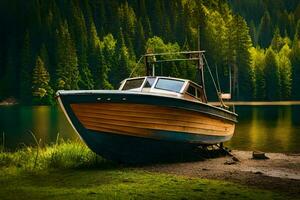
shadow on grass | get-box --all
[120,146,230,168]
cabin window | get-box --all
[122,78,144,90]
[144,77,156,88]
[187,83,205,102]
[187,85,196,97]
[155,78,184,93]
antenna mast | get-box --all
[198,25,207,102]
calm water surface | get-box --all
[0,105,299,153]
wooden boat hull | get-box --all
[57,90,237,163]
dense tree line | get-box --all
[230,0,300,100]
[0,0,299,105]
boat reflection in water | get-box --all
[57,51,237,163]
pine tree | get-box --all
[20,31,33,104]
[88,21,101,86]
[40,44,50,70]
[291,20,300,99]
[278,44,292,99]
[271,27,285,52]
[56,21,80,90]
[249,47,266,100]
[249,20,257,46]
[135,19,145,55]
[264,48,281,100]
[103,34,118,88]
[111,29,131,87]
[98,45,113,90]
[117,2,137,58]
[32,56,53,104]
[258,11,273,48]
[228,15,253,100]
[70,1,94,89]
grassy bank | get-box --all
[0,141,296,200]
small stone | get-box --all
[232,156,240,162]
[254,171,263,175]
[252,151,269,160]
[224,158,237,165]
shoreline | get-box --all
[143,150,300,196]
[0,98,18,106]
[210,101,300,106]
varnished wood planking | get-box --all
[80,118,234,137]
[83,122,155,137]
[70,103,235,137]
[72,103,232,126]
[73,107,232,129]
[74,111,231,133]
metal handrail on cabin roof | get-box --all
[144,50,205,57]
[129,51,205,78]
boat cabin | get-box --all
[119,76,207,103]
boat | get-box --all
[57,51,237,163]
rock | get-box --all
[254,171,263,175]
[224,158,237,165]
[232,156,240,162]
[252,151,269,160]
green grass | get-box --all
[0,141,297,200]
[0,140,112,171]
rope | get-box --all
[202,55,228,108]
[129,55,145,78]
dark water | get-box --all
[0,105,299,153]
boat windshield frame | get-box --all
[153,77,186,93]
[119,77,146,91]
[120,76,188,94]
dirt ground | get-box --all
[143,150,300,196]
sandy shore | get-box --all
[0,98,17,106]
[143,150,300,196]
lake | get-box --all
[0,104,299,153]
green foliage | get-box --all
[230,0,300,48]
[20,31,33,104]
[232,15,253,100]
[264,48,281,100]
[0,140,108,170]
[278,44,292,99]
[70,0,94,90]
[56,21,80,90]
[0,0,299,103]
[291,20,300,99]
[145,36,182,78]
[258,11,273,48]
[32,56,53,105]
[112,28,132,87]
[249,47,266,100]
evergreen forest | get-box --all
[0,0,300,104]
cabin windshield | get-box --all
[155,78,185,93]
[122,78,144,90]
